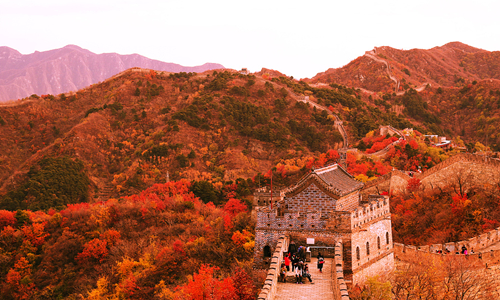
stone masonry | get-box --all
[254,163,394,287]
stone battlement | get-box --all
[257,235,289,300]
[254,187,286,207]
[362,153,500,196]
[396,227,500,255]
[352,195,390,229]
[394,243,500,266]
[416,153,500,181]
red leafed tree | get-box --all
[223,199,247,217]
[406,178,421,192]
[21,222,49,247]
[326,149,340,162]
[100,229,121,246]
[120,274,139,297]
[451,193,469,216]
[231,267,255,300]
[408,139,419,150]
[173,239,186,256]
[178,265,237,300]
[76,238,108,264]
[0,210,16,229]
[374,161,390,176]
[145,70,157,80]
[5,256,36,299]
[223,198,247,229]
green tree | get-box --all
[0,157,90,211]
[190,181,221,205]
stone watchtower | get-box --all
[254,164,394,285]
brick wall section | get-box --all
[389,172,410,194]
[286,183,337,214]
[350,195,394,285]
[417,153,500,181]
[253,188,285,207]
[350,195,390,229]
[336,192,360,212]
[351,220,394,285]
[257,235,289,300]
[419,159,500,192]
[333,242,351,300]
[361,153,500,195]
[394,243,500,266]
[393,227,500,257]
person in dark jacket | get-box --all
[317,253,325,273]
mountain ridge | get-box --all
[307,41,500,93]
[0,45,225,102]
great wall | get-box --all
[253,116,500,300]
[364,49,430,95]
[362,152,500,196]
[255,151,500,299]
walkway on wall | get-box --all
[283,86,349,149]
[275,258,335,300]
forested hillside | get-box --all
[0,180,257,299]
[0,67,429,204]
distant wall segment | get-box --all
[362,153,500,196]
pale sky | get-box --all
[1,0,499,79]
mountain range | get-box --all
[0,45,224,102]
[307,42,500,93]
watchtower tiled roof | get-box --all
[284,164,364,198]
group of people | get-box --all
[435,245,474,255]
[279,250,325,284]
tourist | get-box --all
[295,261,303,284]
[292,254,299,272]
[298,246,305,261]
[280,263,287,283]
[284,254,291,271]
[303,264,314,284]
[461,245,467,254]
[317,253,325,273]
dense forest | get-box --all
[0,180,257,299]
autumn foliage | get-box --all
[391,183,500,245]
[0,180,257,299]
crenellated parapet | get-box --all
[351,195,390,230]
[253,187,285,207]
[257,235,289,300]
[396,227,500,256]
[333,241,351,300]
